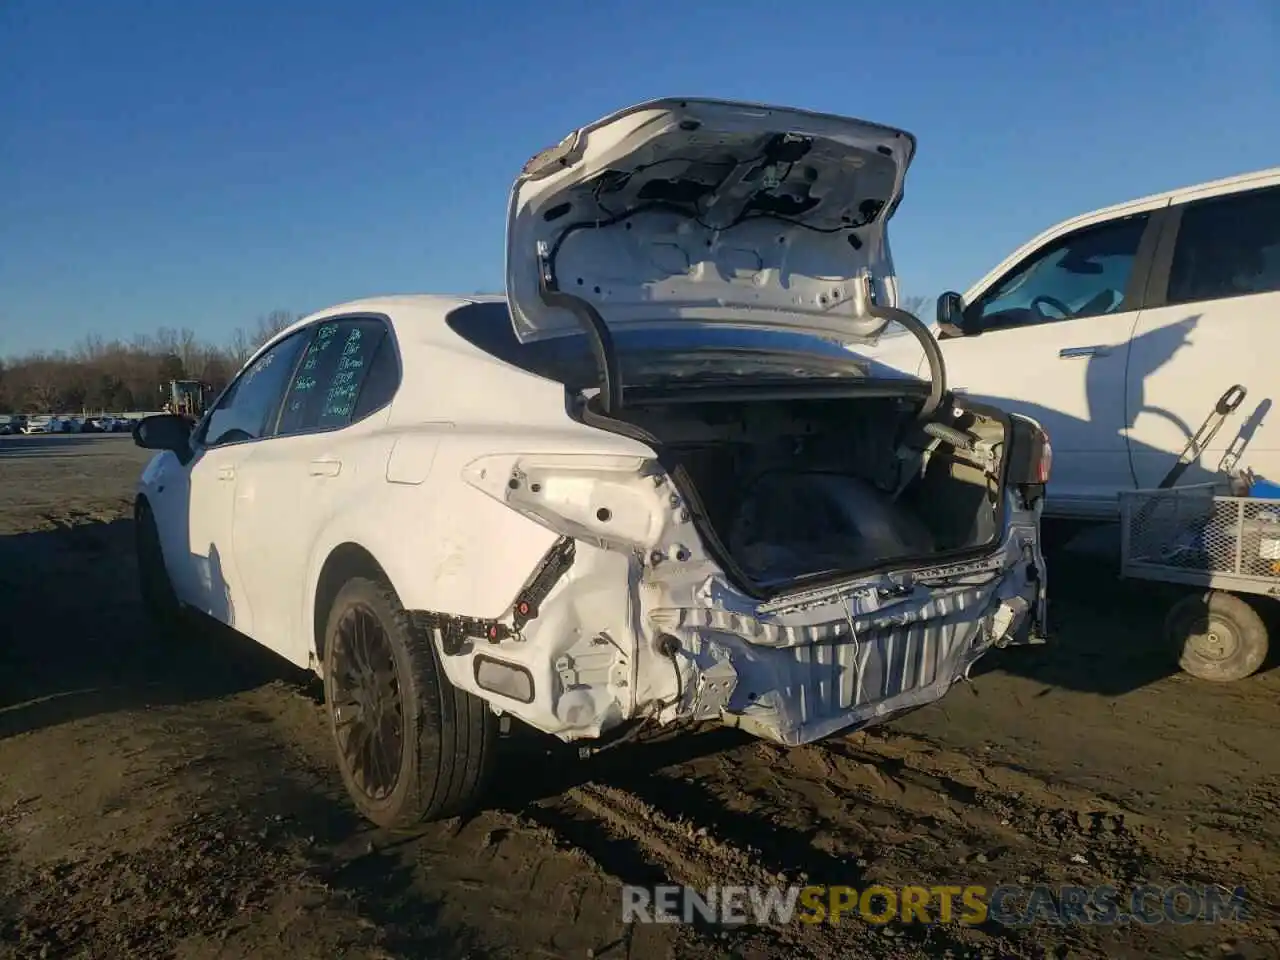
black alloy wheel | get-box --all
[329,601,406,803]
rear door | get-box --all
[231,316,401,664]
[934,208,1166,518]
[1125,175,1280,488]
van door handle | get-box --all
[309,458,341,477]
[1059,345,1110,359]
[218,465,235,481]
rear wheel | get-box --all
[135,499,181,631]
[1165,590,1268,682]
[322,576,497,828]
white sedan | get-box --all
[132,97,1051,829]
[23,416,56,434]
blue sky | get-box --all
[1,0,1277,356]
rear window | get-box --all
[444,301,871,387]
[445,301,596,386]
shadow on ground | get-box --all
[973,534,1182,695]
[0,514,493,959]
[975,521,1279,696]
[0,517,309,740]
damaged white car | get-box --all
[132,97,1051,828]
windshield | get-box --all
[445,300,919,389]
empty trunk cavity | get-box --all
[587,391,1008,591]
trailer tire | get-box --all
[1165,590,1268,682]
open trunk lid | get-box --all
[505,98,918,355]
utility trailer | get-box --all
[1118,385,1274,681]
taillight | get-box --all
[1008,417,1051,486]
[1035,432,1052,484]
[462,453,694,557]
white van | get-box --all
[885,167,1280,521]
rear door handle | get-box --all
[1058,345,1110,359]
[218,465,235,481]
[309,458,342,477]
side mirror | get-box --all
[133,413,192,456]
[935,291,969,339]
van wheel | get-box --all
[1165,590,1268,682]
[322,576,497,828]
[135,500,181,631]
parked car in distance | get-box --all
[22,415,55,434]
[92,416,131,433]
[873,166,1280,523]
[132,97,1051,830]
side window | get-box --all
[1167,184,1280,306]
[202,330,310,447]
[276,319,392,436]
[351,333,400,421]
[968,213,1150,332]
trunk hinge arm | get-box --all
[537,240,623,413]
[859,275,947,421]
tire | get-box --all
[1164,590,1269,682]
[135,499,182,631]
[322,576,497,828]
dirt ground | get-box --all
[2,433,1278,960]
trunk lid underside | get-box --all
[505,97,917,351]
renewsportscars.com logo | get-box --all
[622,883,1251,927]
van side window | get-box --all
[1167,184,1280,306]
[967,214,1150,332]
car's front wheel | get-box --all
[322,576,497,828]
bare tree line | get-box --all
[0,310,298,414]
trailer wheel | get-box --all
[1164,590,1268,682]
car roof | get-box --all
[263,294,506,357]
[293,293,499,324]
[1022,165,1280,249]
[960,165,1280,305]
